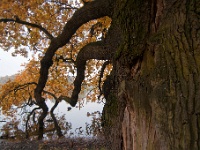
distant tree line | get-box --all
[0,75,15,84]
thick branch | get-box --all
[76,42,112,61]
[60,41,112,106]
[34,0,112,102]
[55,0,112,46]
[0,17,54,39]
[37,97,48,140]
[67,22,122,105]
[57,21,123,107]
[56,24,122,106]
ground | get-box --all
[0,137,109,150]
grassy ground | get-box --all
[0,137,110,150]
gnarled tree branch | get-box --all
[34,0,113,104]
[32,0,113,139]
[71,42,112,106]
[59,40,113,106]
[59,20,122,106]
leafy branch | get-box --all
[0,16,54,39]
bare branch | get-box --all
[25,107,40,138]
[0,17,54,39]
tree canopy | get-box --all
[0,0,115,139]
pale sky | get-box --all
[0,49,29,76]
[0,49,105,135]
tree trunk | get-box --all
[102,0,200,149]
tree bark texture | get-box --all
[102,0,200,149]
[27,0,200,148]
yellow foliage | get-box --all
[0,0,112,112]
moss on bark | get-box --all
[102,0,200,149]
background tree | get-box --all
[1,0,200,149]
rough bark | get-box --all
[102,0,200,149]
[6,0,198,148]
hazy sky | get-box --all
[0,49,105,135]
[0,49,29,76]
